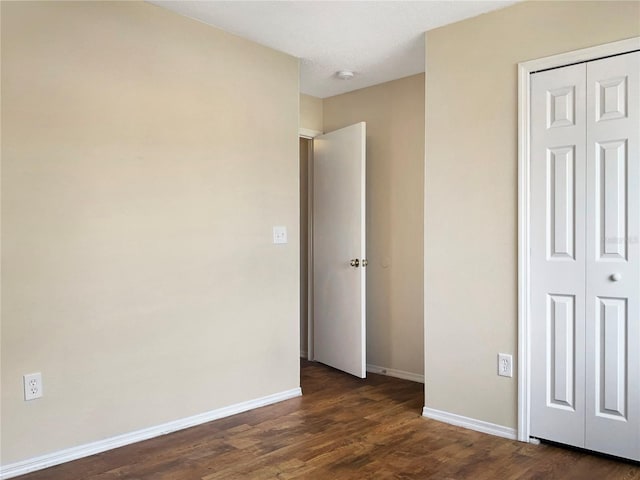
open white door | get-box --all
[313,122,366,378]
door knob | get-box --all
[350,258,360,267]
[610,273,622,282]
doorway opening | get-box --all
[299,137,313,361]
[299,122,368,379]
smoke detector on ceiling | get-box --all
[336,70,355,80]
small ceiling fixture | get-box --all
[336,70,355,80]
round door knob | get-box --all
[610,273,622,282]
[350,258,360,267]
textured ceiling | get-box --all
[151,1,519,98]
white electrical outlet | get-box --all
[498,354,513,378]
[24,372,43,401]
[273,226,288,244]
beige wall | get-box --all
[300,94,323,133]
[324,74,425,376]
[1,1,299,465]
[424,1,640,429]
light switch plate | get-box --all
[273,226,288,244]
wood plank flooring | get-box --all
[16,360,640,479]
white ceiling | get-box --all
[152,1,519,98]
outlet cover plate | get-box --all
[24,372,43,400]
[498,353,513,378]
[273,226,288,244]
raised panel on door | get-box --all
[547,294,577,409]
[530,63,587,447]
[585,51,640,461]
[594,298,627,419]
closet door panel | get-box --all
[585,51,640,461]
[530,63,587,448]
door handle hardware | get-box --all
[362,259,368,267]
[350,258,360,267]
[610,273,622,282]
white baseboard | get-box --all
[366,364,424,383]
[0,387,302,480]
[422,406,517,440]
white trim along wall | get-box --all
[422,407,517,440]
[0,388,302,480]
[298,128,322,139]
[367,364,425,384]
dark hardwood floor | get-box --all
[17,360,640,479]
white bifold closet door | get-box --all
[530,51,639,461]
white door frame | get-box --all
[517,37,640,443]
